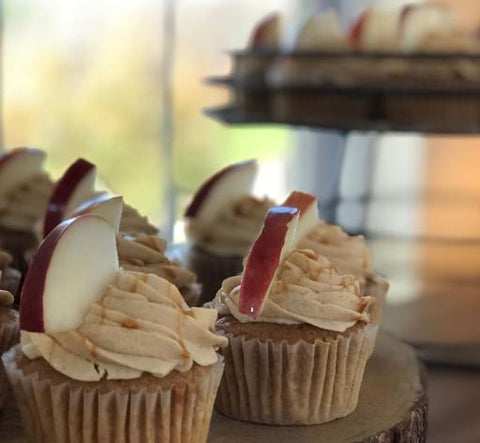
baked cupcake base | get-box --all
[215,316,377,425]
[2,347,224,443]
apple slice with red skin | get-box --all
[239,206,299,318]
[349,11,367,48]
[0,147,46,196]
[185,160,257,224]
[71,194,123,233]
[249,12,280,50]
[282,191,319,241]
[20,215,119,333]
[399,3,455,51]
[43,158,97,237]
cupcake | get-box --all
[0,286,18,410]
[3,215,227,443]
[0,148,53,270]
[42,158,158,239]
[71,195,199,306]
[210,206,386,425]
[184,160,274,305]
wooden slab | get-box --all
[0,331,426,442]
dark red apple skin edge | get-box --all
[20,217,79,332]
[184,159,256,218]
[282,191,316,216]
[43,158,95,238]
[348,11,367,47]
[239,206,298,318]
[249,12,277,49]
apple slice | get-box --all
[71,194,123,233]
[0,147,46,196]
[239,206,299,318]
[400,4,456,52]
[20,215,119,333]
[43,158,97,237]
[295,10,346,50]
[282,191,319,241]
[349,10,400,51]
[185,160,257,224]
[249,12,280,50]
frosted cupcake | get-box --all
[3,215,227,443]
[117,232,201,306]
[184,160,274,305]
[42,158,158,239]
[0,286,18,410]
[71,195,200,306]
[210,206,386,425]
[0,148,52,269]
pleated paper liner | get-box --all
[0,309,19,409]
[186,246,243,306]
[2,347,224,443]
[215,275,388,425]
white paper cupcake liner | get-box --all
[216,324,376,425]
[2,346,224,443]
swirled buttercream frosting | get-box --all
[0,174,52,232]
[298,221,371,280]
[120,204,158,235]
[187,196,274,256]
[117,233,197,290]
[21,270,227,381]
[211,249,374,333]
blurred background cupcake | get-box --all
[184,160,274,305]
[0,148,53,271]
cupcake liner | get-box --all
[186,246,243,306]
[2,347,225,443]
[216,323,376,425]
[0,310,19,410]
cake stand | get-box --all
[0,331,427,443]
[206,50,480,368]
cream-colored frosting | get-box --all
[120,204,158,235]
[21,270,227,381]
[0,173,52,232]
[211,249,374,333]
[117,233,197,290]
[187,195,274,256]
[298,221,371,280]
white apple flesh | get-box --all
[20,215,119,333]
[282,191,319,241]
[43,158,97,237]
[400,4,456,52]
[71,194,123,233]
[0,147,46,196]
[239,206,299,318]
[185,160,257,224]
